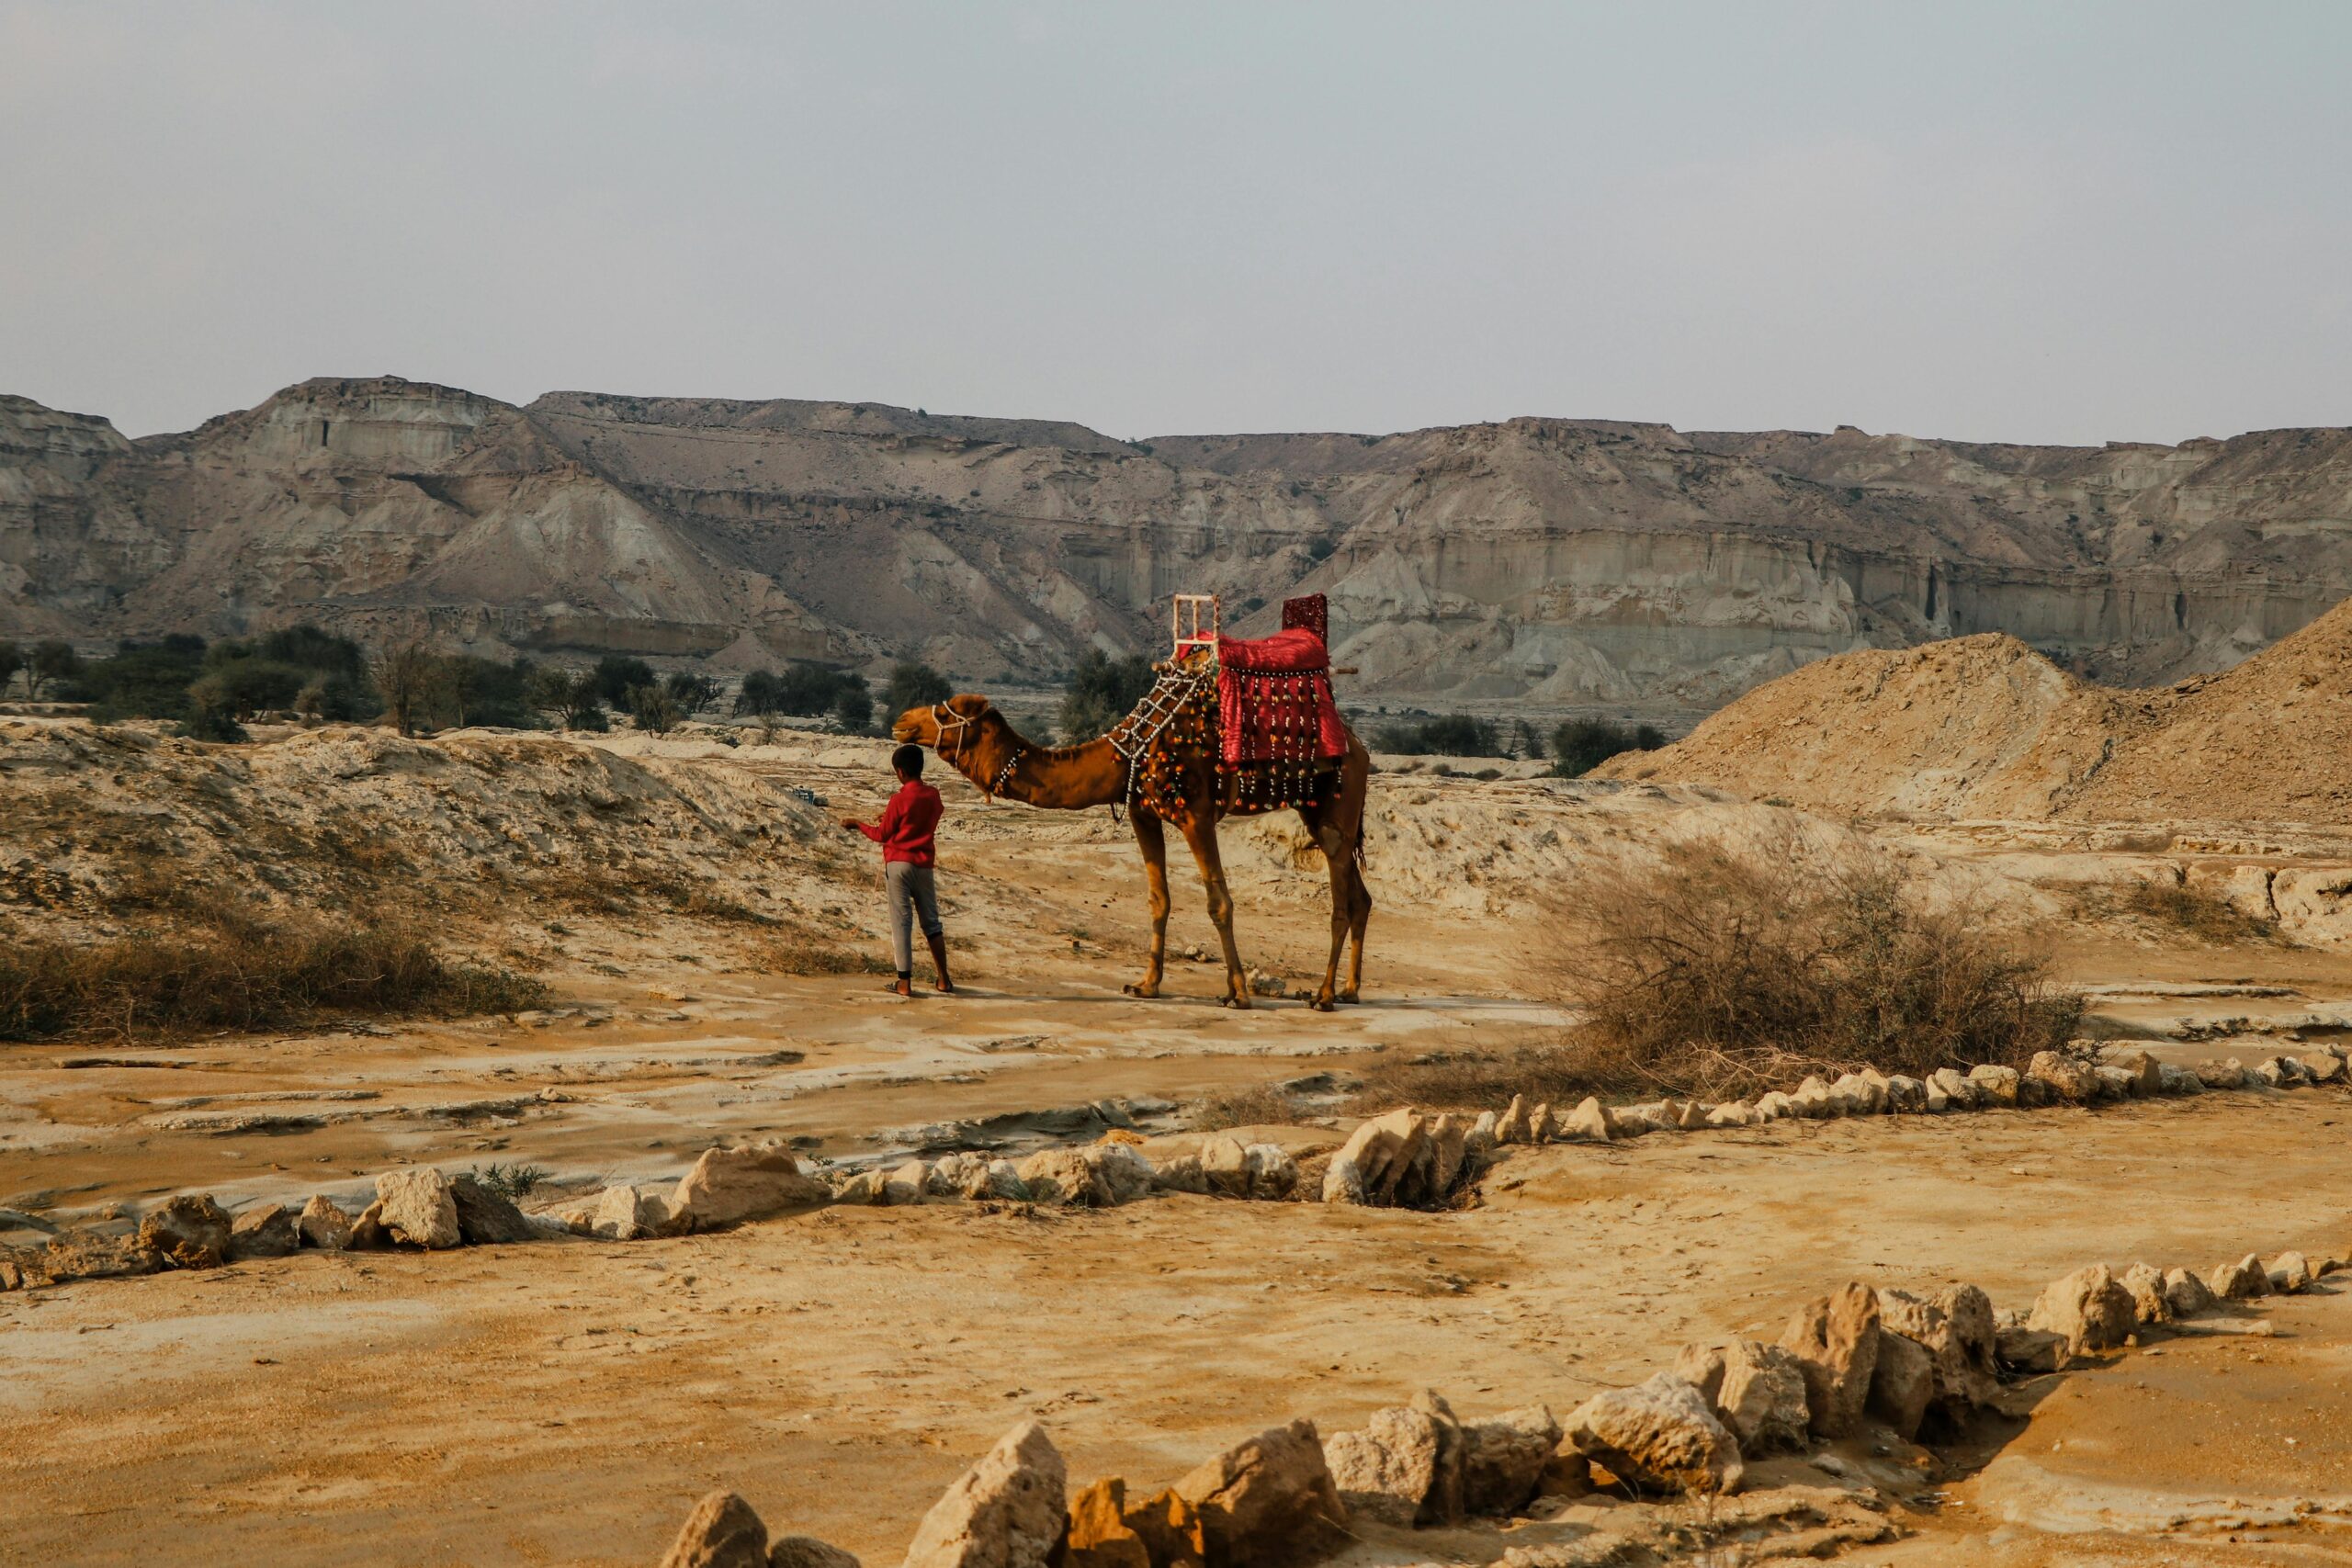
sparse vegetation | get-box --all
[1555,840,2082,1100]
[663,671,721,716]
[1360,840,2082,1111]
[526,667,609,731]
[26,638,80,700]
[1059,649,1157,740]
[1371,713,1498,757]
[1551,717,1666,777]
[882,660,954,720]
[1191,1083,1298,1130]
[370,639,440,737]
[734,661,869,727]
[627,682,683,733]
[469,1162,552,1201]
[0,918,548,1043]
[831,672,874,734]
[2074,875,2280,945]
[590,655,658,709]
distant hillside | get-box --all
[1600,595,2352,827]
[6,378,2351,716]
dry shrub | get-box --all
[1552,839,2082,1101]
[1191,1083,1299,1130]
[2074,876,2278,945]
[0,918,548,1043]
[1347,1045,1593,1116]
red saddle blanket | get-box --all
[1216,628,1348,764]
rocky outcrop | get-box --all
[1778,1282,1881,1438]
[1562,1374,1744,1496]
[375,1168,462,1249]
[11,383,2350,716]
[667,1142,831,1231]
[1173,1418,1349,1567]
[901,1422,1068,1568]
[659,1491,770,1568]
[138,1194,231,1269]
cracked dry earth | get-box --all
[4,721,2352,1566]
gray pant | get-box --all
[886,862,944,974]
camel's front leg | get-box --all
[1123,809,1171,998]
[1178,816,1250,1008]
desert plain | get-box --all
[6,605,2352,1568]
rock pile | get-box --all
[2,1165,559,1290]
[1319,1108,1489,1208]
[1472,1041,2351,1165]
[658,1418,1346,1568]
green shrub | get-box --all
[883,660,954,719]
[590,654,657,708]
[1059,650,1158,740]
[1371,714,1498,756]
[1551,718,1666,777]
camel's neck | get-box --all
[943,715,1125,810]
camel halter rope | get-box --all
[927,703,1023,801]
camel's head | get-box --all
[892,692,994,749]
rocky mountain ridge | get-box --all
[6,377,2349,716]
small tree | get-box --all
[831,673,873,734]
[0,641,20,697]
[1058,649,1157,741]
[733,670,783,716]
[628,682,682,733]
[26,639,80,700]
[591,654,657,708]
[778,660,846,716]
[1551,718,1667,778]
[525,667,608,731]
[664,671,720,716]
[882,660,953,721]
[370,640,442,737]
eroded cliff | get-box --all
[5,378,2347,714]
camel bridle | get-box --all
[927,702,1022,800]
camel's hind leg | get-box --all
[1340,853,1372,1003]
[1296,798,1351,1011]
[1123,809,1171,999]
[1176,814,1250,1008]
[1332,745,1373,1003]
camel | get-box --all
[893,683,1373,1010]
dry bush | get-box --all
[0,918,547,1043]
[2074,876,2278,945]
[1356,841,2085,1116]
[1191,1083,1299,1130]
[1549,840,2083,1101]
[1347,1045,1594,1116]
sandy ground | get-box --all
[6,724,2352,1566]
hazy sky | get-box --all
[6,2,2348,444]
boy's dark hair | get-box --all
[891,742,926,778]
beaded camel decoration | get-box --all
[892,658,1373,1011]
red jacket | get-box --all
[857,779,943,866]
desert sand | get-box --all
[5,714,2351,1566]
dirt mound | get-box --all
[1604,596,2352,826]
[0,718,845,948]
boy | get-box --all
[841,742,954,997]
